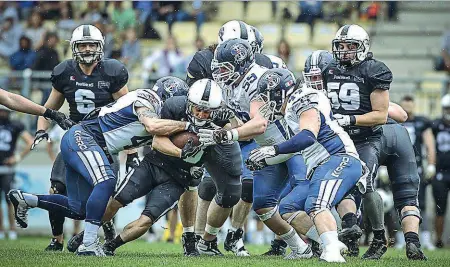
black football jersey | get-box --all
[186,48,274,86]
[432,119,450,172]
[322,55,393,140]
[401,116,432,165]
[0,120,24,164]
[51,58,129,123]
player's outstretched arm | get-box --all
[0,89,47,116]
[37,88,65,132]
[137,106,188,136]
[354,89,389,126]
[388,102,408,123]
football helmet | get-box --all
[332,24,370,66]
[251,26,264,54]
[303,50,333,92]
[218,20,255,47]
[152,76,189,102]
[70,25,104,64]
[187,79,222,126]
[255,68,297,122]
[442,94,450,121]
[212,38,255,88]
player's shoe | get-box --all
[76,239,106,256]
[197,237,224,256]
[102,221,116,243]
[339,224,362,257]
[8,231,17,240]
[224,229,250,256]
[8,189,30,228]
[311,240,322,257]
[436,240,444,249]
[103,241,116,256]
[262,239,287,256]
[182,232,200,257]
[362,237,387,260]
[45,238,64,251]
[284,245,313,260]
[320,241,347,263]
[406,242,427,260]
[67,231,84,253]
[421,232,436,251]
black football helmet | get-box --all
[152,76,189,102]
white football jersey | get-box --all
[98,89,162,154]
[284,86,359,176]
[266,54,287,69]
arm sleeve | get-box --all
[160,99,177,120]
[289,91,320,116]
[367,61,393,91]
[109,61,129,93]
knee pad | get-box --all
[399,208,422,224]
[50,181,67,195]
[198,176,216,201]
[392,175,420,211]
[256,205,278,222]
[285,211,302,224]
[214,183,241,208]
[240,178,253,203]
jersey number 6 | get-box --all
[75,89,96,114]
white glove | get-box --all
[425,164,436,180]
[197,128,236,147]
[377,166,389,184]
[248,146,277,164]
[333,114,355,127]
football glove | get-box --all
[190,166,205,180]
[197,128,237,147]
[125,152,140,174]
[248,146,278,164]
[333,114,356,127]
[181,138,201,159]
[31,130,49,150]
[425,164,436,180]
[245,158,268,171]
[210,108,235,121]
[43,109,75,130]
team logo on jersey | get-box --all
[76,82,94,87]
[353,76,365,83]
[70,76,75,81]
[231,43,248,63]
[98,81,111,89]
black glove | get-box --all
[181,138,201,159]
[185,122,199,134]
[211,108,235,121]
[245,158,268,171]
[43,109,75,130]
[31,130,49,150]
[125,152,140,174]
[190,166,205,180]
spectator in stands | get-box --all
[57,2,77,55]
[439,30,450,77]
[9,36,35,71]
[176,1,206,34]
[36,2,62,20]
[81,1,104,24]
[154,1,183,34]
[121,28,141,69]
[17,1,36,20]
[296,1,323,39]
[0,3,19,23]
[133,1,155,26]
[93,18,115,59]
[142,36,184,86]
[0,15,23,59]
[277,39,295,70]
[111,1,137,32]
[24,11,46,50]
[33,32,60,104]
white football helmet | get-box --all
[218,20,257,53]
[251,26,264,54]
[332,24,370,66]
[70,25,105,64]
[187,79,222,126]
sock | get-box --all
[83,221,100,246]
[22,193,38,207]
[404,232,421,247]
[363,191,385,231]
[37,195,85,220]
[109,235,126,250]
[341,213,357,229]
[306,226,320,243]
[49,211,65,236]
[85,179,115,225]
[229,225,238,232]
[320,231,339,248]
[279,228,308,252]
[183,226,194,233]
[373,229,386,241]
[396,231,405,245]
[205,224,220,236]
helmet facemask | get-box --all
[72,40,104,65]
[187,101,219,127]
[211,59,241,88]
[303,67,325,92]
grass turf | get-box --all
[0,237,449,267]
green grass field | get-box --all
[0,237,449,267]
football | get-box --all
[170,131,200,148]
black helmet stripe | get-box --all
[341,25,351,36]
[238,21,248,40]
[201,80,212,101]
[83,25,90,37]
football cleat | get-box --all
[339,224,362,257]
[102,241,116,256]
[224,229,250,256]
[362,237,387,260]
[8,190,31,228]
[102,221,116,243]
[406,242,427,260]
[67,231,84,253]
[197,237,224,256]
[284,245,313,260]
[182,232,200,257]
[320,241,347,263]
[311,240,322,257]
[262,239,287,256]
[76,239,106,256]
[45,238,64,251]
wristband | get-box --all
[230,129,239,141]
[350,115,356,125]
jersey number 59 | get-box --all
[327,82,360,111]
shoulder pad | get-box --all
[364,59,393,90]
[51,60,73,77]
[136,89,162,114]
[288,89,320,115]
[255,53,274,69]
[101,58,128,77]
